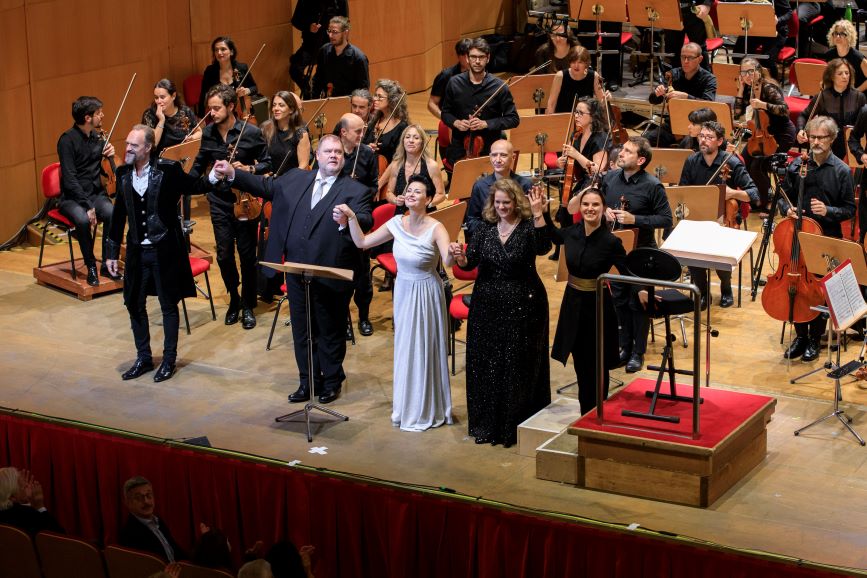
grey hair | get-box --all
[0,467,19,511]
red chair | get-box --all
[36,531,108,578]
[370,203,398,287]
[437,120,452,171]
[104,545,166,578]
[181,256,217,334]
[0,524,41,578]
[785,58,825,125]
[448,248,478,375]
[183,73,204,113]
[38,162,83,280]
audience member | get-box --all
[239,559,275,578]
[0,467,64,536]
[118,476,186,562]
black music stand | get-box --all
[716,2,778,61]
[262,260,353,442]
[625,0,683,87]
[570,0,626,81]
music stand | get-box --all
[300,96,351,143]
[160,138,202,173]
[626,0,683,88]
[448,157,491,201]
[792,234,867,445]
[665,185,725,226]
[511,113,572,184]
[669,99,734,137]
[430,201,468,240]
[713,62,742,98]
[509,74,557,112]
[646,148,692,184]
[716,2,778,60]
[262,260,353,442]
[569,0,627,76]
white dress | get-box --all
[385,216,453,432]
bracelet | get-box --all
[157,124,165,129]
[348,215,356,222]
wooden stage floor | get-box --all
[6,208,867,574]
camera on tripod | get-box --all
[768,152,789,176]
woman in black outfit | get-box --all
[551,188,627,415]
[260,91,310,176]
[197,36,258,118]
[364,78,409,166]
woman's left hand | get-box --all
[527,186,545,218]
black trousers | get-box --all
[612,282,650,356]
[688,266,732,297]
[795,316,827,341]
[210,202,259,309]
[128,248,180,363]
[286,275,353,394]
[58,195,113,267]
[352,249,373,321]
[290,42,319,99]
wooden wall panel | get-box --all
[0,161,38,243]
[1,4,29,90]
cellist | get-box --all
[780,116,855,361]
[440,38,519,173]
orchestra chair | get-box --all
[183,74,204,111]
[35,531,107,578]
[369,203,398,287]
[784,58,825,126]
[0,524,41,578]
[177,562,234,578]
[448,250,478,375]
[181,256,218,335]
[37,162,87,281]
[437,120,452,172]
[104,545,166,578]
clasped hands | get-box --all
[453,117,488,131]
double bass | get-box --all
[761,153,824,324]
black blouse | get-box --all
[798,87,867,160]
[266,126,308,176]
[554,70,599,113]
[364,119,408,164]
[142,105,198,155]
[197,61,258,117]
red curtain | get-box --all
[0,412,848,578]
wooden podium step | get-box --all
[33,261,123,301]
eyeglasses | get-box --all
[372,94,387,101]
[833,31,848,37]
[574,110,587,117]
[808,134,833,141]
[326,29,343,35]
[681,54,701,61]
[698,133,719,140]
[739,69,757,75]
[468,54,488,61]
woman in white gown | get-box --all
[334,174,455,431]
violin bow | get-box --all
[183,110,211,141]
[222,116,251,180]
[471,60,552,119]
[350,123,368,179]
[373,91,406,145]
[235,44,266,90]
[104,73,137,145]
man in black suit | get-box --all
[106,125,206,383]
[118,476,185,562]
[214,134,372,404]
[289,0,349,98]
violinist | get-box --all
[261,91,310,175]
[797,59,866,162]
[428,39,471,120]
[592,137,672,373]
[729,0,792,80]
[679,121,758,309]
[534,23,578,74]
[440,38,520,171]
[545,46,608,115]
[780,116,855,361]
[197,36,258,118]
[190,84,271,330]
[350,88,373,124]
[381,125,446,214]
[551,97,610,261]
[363,79,409,165]
[846,101,867,244]
[646,43,717,148]
[56,96,117,287]
[734,58,796,209]
[311,16,370,98]
[678,107,718,152]
[289,0,349,98]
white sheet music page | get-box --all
[821,260,867,331]
[661,220,757,270]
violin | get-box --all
[232,44,266,125]
[97,129,119,197]
[225,120,263,222]
[745,79,777,157]
[761,153,824,323]
[719,163,741,229]
[610,195,630,231]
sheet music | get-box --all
[821,260,867,331]
[661,220,756,270]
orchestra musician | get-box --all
[577,136,672,373]
[197,36,258,118]
[190,84,271,330]
[213,135,373,405]
[350,88,373,124]
[646,43,718,148]
[311,16,370,98]
[678,121,758,309]
[846,100,867,244]
[105,125,208,383]
[440,38,520,171]
[261,91,310,176]
[56,96,117,287]
[534,22,578,74]
[666,0,712,69]
[363,79,409,165]
[734,58,796,209]
[678,107,718,152]
[823,20,867,93]
[780,116,855,361]
[289,0,349,98]
[427,39,471,120]
[797,59,867,161]
[545,46,608,114]
[381,124,447,214]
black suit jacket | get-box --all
[232,168,372,291]
[117,513,185,562]
[0,503,64,537]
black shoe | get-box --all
[802,339,820,362]
[288,387,310,403]
[122,358,154,380]
[700,295,708,311]
[618,349,631,367]
[318,389,340,404]
[358,319,373,336]
[86,266,99,287]
[719,292,734,308]
[100,265,122,281]
[783,336,808,359]
[153,360,176,382]
[225,307,240,325]
[474,436,491,444]
[548,249,560,261]
[346,324,354,341]
[241,308,256,330]
[625,353,643,373]
[607,82,620,92]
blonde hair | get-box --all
[827,19,858,49]
[391,124,430,167]
[481,179,531,223]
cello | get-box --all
[761,152,824,324]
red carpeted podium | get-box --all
[568,378,776,507]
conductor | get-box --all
[213,134,372,404]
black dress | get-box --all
[463,219,552,446]
[550,224,627,415]
[364,119,408,165]
[267,126,308,176]
[553,70,599,113]
[142,105,198,156]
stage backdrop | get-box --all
[0,0,514,244]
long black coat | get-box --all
[107,160,204,306]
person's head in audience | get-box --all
[193,525,233,570]
[266,540,308,578]
[0,467,19,510]
[686,108,717,140]
[124,476,156,520]
[238,559,274,578]
[488,139,515,178]
[350,88,373,122]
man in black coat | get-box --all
[118,476,185,562]
[289,0,349,98]
[214,134,372,404]
[106,125,205,383]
